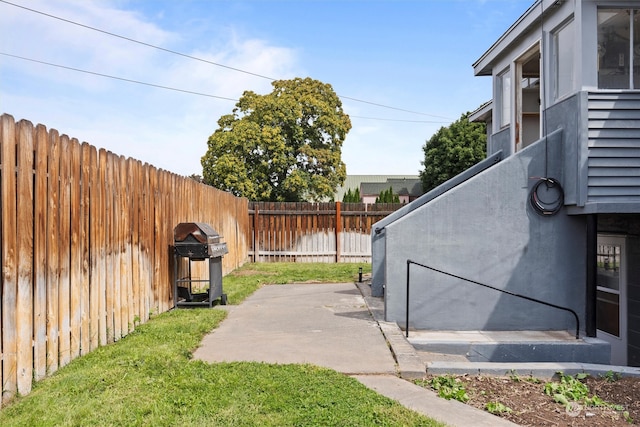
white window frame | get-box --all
[597,7,639,89]
[497,68,511,129]
[553,18,575,100]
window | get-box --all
[497,68,511,127]
[598,8,640,89]
[554,19,575,99]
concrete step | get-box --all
[407,330,611,364]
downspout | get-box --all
[586,214,597,337]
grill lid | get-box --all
[174,222,219,244]
[174,222,228,259]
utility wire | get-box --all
[1,52,451,125]
[350,115,449,124]
[0,0,273,81]
[340,96,451,119]
[0,52,239,101]
[0,0,453,120]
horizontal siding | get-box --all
[589,157,640,168]
[589,128,640,139]
[588,147,640,157]
[588,138,640,148]
[587,92,640,203]
[589,167,640,177]
[589,109,640,120]
[589,176,640,187]
[589,187,640,196]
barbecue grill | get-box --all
[173,222,228,307]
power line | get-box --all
[2,52,452,124]
[340,96,451,119]
[0,52,239,102]
[350,115,449,124]
[0,0,453,121]
[0,0,274,81]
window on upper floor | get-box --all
[497,68,511,128]
[598,8,640,89]
[554,19,575,99]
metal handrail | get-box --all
[405,259,580,339]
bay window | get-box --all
[598,8,640,89]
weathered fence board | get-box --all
[0,114,250,406]
[89,145,100,352]
[80,143,91,356]
[249,201,403,262]
[97,149,108,347]
[46,128,60,376]
[2,114,18,403]
[34,124,48,381]
[70,137,82,361]
[17,120,34,396]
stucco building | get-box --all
[373,0,640,366]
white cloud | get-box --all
[0,0,301,176]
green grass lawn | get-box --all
[0,263,443,426]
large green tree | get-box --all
[419,112,486,192]
[201,77,351,202]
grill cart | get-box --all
[173,222,228,307]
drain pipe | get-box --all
[405,260,411,338]
[586,214,597,337]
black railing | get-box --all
[405,259,580,339]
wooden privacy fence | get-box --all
[249,201,403,262]
[0,114,250,406]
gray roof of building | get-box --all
[361,178,423,197]
[335,174,419,200]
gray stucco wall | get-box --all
[384,133,587,332]
[371,152,504,297]
[488,126,511,157]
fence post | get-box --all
[335,201,341,263]
[253,205,260,262]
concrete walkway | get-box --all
[194,283,396,374]
[193,282,516,427]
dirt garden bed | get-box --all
[418,372,640,426]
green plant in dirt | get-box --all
[601,370,622,382]
[583,394,624,411]
[485,401,512,415]
[544,372,624,412]
[506,370,539,384]
[427,375,469,403]
[526,376,541,384]
[507,369,520,382]
[623,410,633,423]
[544,372,590,407]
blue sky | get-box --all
[1,0,534,177]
